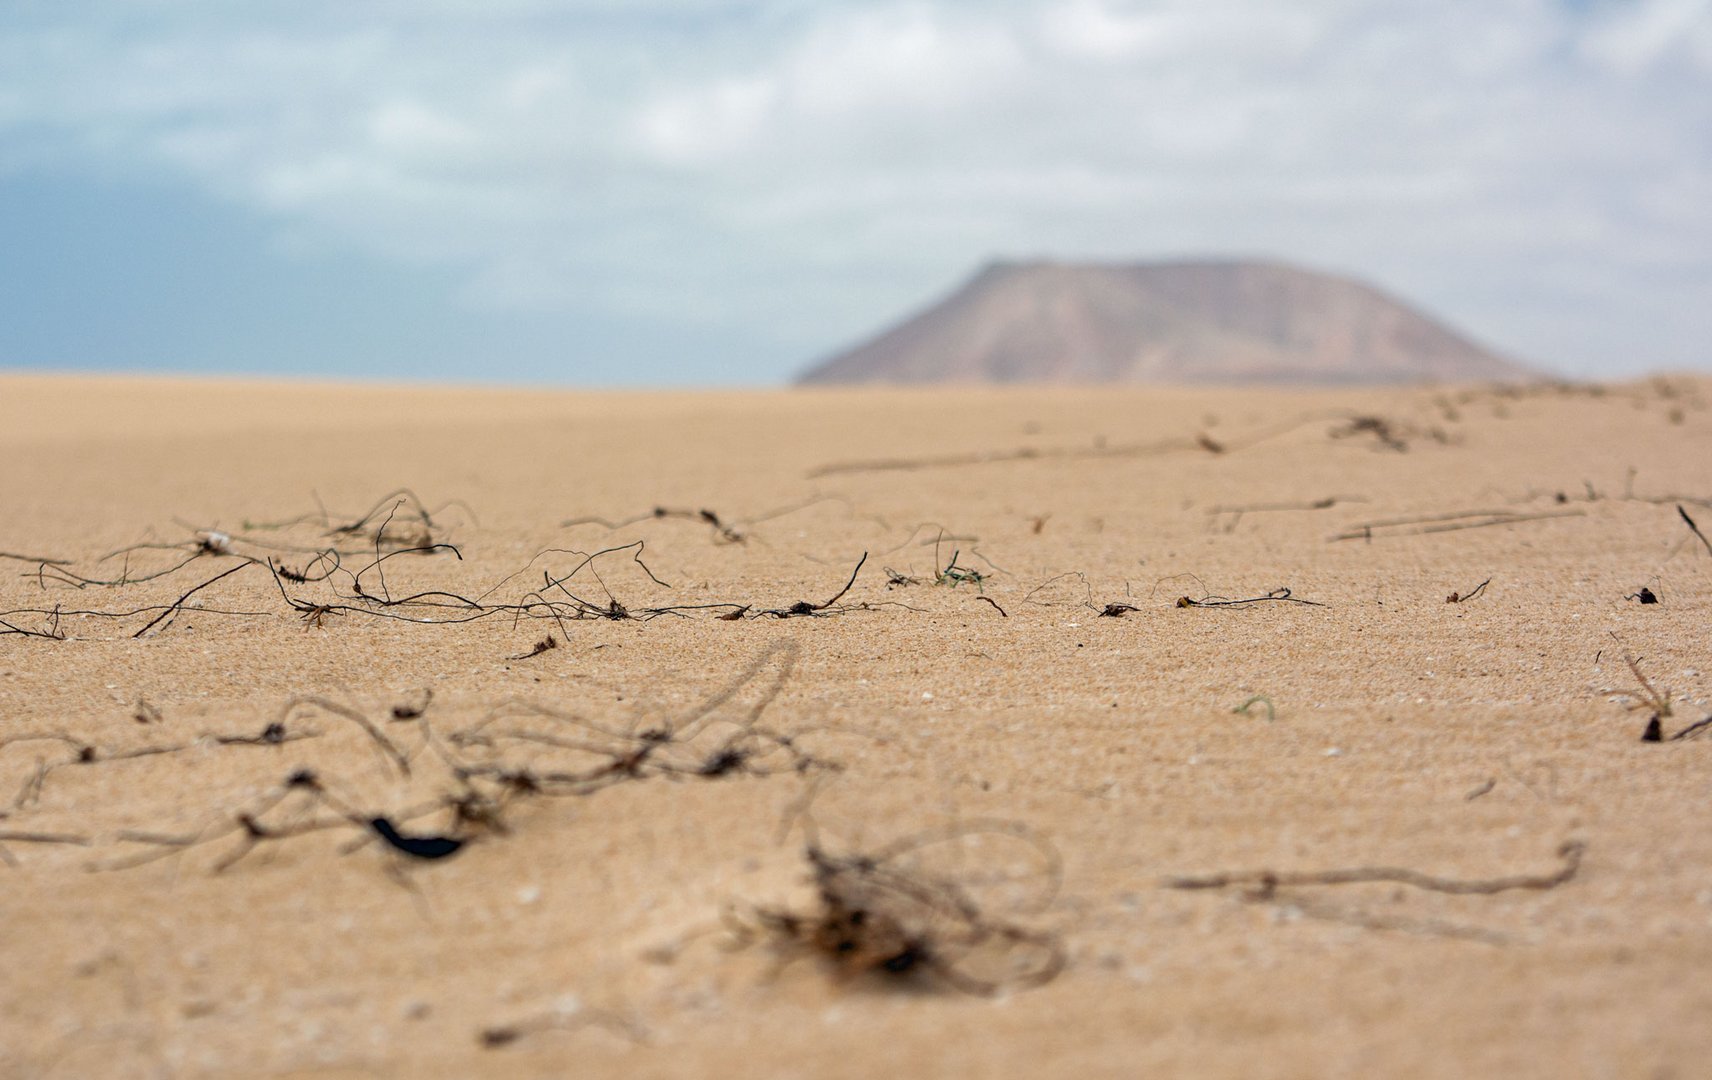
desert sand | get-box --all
[2,372,1710,1079]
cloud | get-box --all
[1578,0,1712,73]
[1,0,1709,376]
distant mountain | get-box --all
[797,259,1533,385]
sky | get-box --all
[1,0,1709,386]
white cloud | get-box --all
[1578,0,1712,73]
[1039,1,1168,61]
[1,0,1709,375]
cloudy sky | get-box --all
[2,0,1708,384]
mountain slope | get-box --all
[797,259,1533,385]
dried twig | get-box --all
[280,697,411,777]
[1679,505,1712,557]
[804,436,1196,479]
[0,551,73,566]
[1207,496,1363,533]
[1331,509,1584,542]
[1176,587,1324,609]
[760,553,867,618]
[1670,715,1712,741]
[1164,840,1585,897]
[1446,578,1490,604]
[479,1007,645,1049]
[132,562,254,638]
[507,635,559,661]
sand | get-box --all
[1,371,1709,1079]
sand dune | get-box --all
[2,373,1710,1078]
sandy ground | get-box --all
[1,371,1710,1079]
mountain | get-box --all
[796,259,1533,385]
